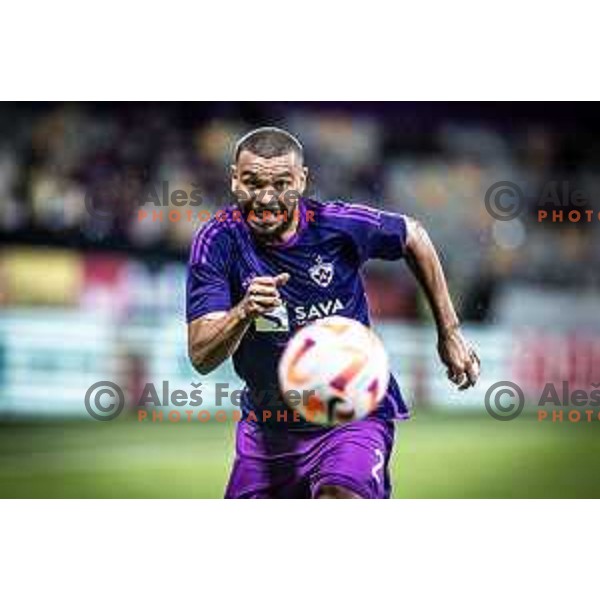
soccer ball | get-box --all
[278,316,390,425]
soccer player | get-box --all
[187,127,480,499]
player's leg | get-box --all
[224,454,273,499]
[310,417,395,499]
[316,485,362,499]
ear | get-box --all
[230,164,238,194]
[298,166,308,194]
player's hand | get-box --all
[237,273,290,320]
[437,327,480,390]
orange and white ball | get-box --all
[278,316,390,425]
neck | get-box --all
[260,200,303,246]
[263,212,299,246]
[278,216,300,243]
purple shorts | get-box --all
[225,417,396,499]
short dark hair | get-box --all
[234,127,303,162]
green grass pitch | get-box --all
[1,411,599,498]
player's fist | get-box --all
[437,327,480,390]
[237,273,290,320]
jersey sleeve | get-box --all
[322,201,408,264]
[186,222,232,322]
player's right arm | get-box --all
[188,274,289,375]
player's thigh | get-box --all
[224,422,310,499]
[224,456,272,499]
[310,417,395,499]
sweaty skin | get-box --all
[188,273,290,375]
[231,149,308,242]
[403,216,480,389]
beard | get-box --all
[240,194,299,242]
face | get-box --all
[231,150,307,242]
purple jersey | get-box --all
[186,198,410,428]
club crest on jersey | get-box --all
[309,255,334,288]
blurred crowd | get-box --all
[1,102,599,321]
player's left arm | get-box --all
[404,216,480,390]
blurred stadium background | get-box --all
[1,101,599,498]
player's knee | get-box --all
[316,484,361,499]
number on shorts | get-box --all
[371,448,384,484]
